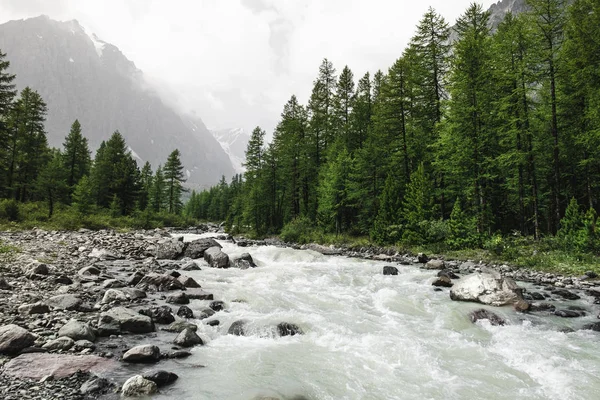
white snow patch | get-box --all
[81,25,105,57]
[69,57,74,63]
[151,139,154,145]
[127,146,142,161]
[186,170,191,178]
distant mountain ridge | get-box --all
[210,128,250,174]
[0,15,234,188]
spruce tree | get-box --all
[35,149,67,217]
[150,165,167,213]
[163,149,186,214]
[138,161,153,211]
[72,175,94,214]
[62,119,91,196]
[334,66,355,151]
[401,163,432,244]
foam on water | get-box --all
[149,234,600,399]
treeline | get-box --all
[187,0,600,252]
[0,50,187,226]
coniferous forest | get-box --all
[0,49,188,228]
[186,1,600,260]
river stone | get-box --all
[583,322,600,332]
[98,307,154,335]
[121,287,147,299]
[469,309,506,326]
[228,320,248,336]
[186,289,214,300]
[139,305,175,324]
[127,271,144,286]
[424,259,445,270]
[204,246,230,268]
[438,269,460,279]
[0,277,12,290]
[78,265,102,279]
[156,239,187,260]
[552,289,581,300]
[178,275,201,288]
[417,253,429,263]
[173,328,203,347]
[42,336,75,351]
[277,322,303,336]
[163,321,198,333]
[58,320,96,342]
[181,261,201,271]
[80,376,115,396]
[121,375,158,396]
[432,276,453,287]
[18,302,50,315]
[209,301,225,312]
[449,273,521,306]
[3,353,116,379]
[167,269,181,278]
[143,370,179,387]
[25,262,49,276]
[102,278,125,288]
[183,238,221,259]
[198,308,216,319]
[513,299,531,312]
[136,273,186,291]
[383,266,399,275]
[123,344,161,363]
[167,292,190,305]
[0,324,36,354]
[554,309,583,318]
[530,302,556,312]
[177,306,194,319]
[101,288,128,304]
[232,253,257,269]
[47,294,83,311]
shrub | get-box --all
[280,216,318,244]
[0,199,21,221]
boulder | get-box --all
[77,265,102,280]
[232,253,257,269]
[25,262,49,276]
[97,307,154,336]
[438,269,460,279]
[469,309,506,326]
[167,292,190,305]
[449,273,522,306]
[513,299,531,313]
[186,289,214,300]
[204,246,230,268]
[432,276,453,287]
[135,273,185,291]
[42,336,75,351]
[102,279,125,288]
[0,324,36,355]
[47,294,83,311]
[121,375,158,396]
[173,328,203,347]
[382,266,399,276]
[143,370,179,387]
[156,239,187,260]
[228,320,248,336]
[0,277,12,290]
[206,320,220,327]
[209,301,225,312]
[163,321,197,333]
[552,289,581,300]
[277,322,303,337]
[417,253,429,263]
[554,309,583,318]
[122,345,161,363]
[73,340,96,352]
[530,302,556,312]
[139,305,175,324]
[424,259,445,270]
[120,287,147,299]
[80,376,115,396]
[177,306,194,319]
[183,238,221,259]
[89,248,119,260]
[101,288,128,304]
[181,261,201,271]
[178,275,201,288]
[198,308,216,320]
[58,320,96,342]
[3,353,116,379]
[583,322,600,332]
[127,271,144,286]
[18,302,50,315]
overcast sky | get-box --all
[0,0,498,135]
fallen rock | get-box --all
[424,259,445,270]
[143,370,179,387]
[469,309,506,326]
[552,289,581,300]
[47,294,83,311]
[80,376,116,396]
[121,375,158,396]
[232,253,257,269]
[432,276,453,287]
[449,273,521,306]
[228,320,247,336]
[177,306,194,319]
[173,328,203,347]
[3,353,116,379]
[383,266,399,276]
[0,324,36,355]
[42,336,75,351]
[198,308,215,319]
[167,292,190,305]
[277,322,303,336]
[183,238,221,259]
[163,321,197,333]
[204,246,230,268]
[18,302,50,315]
[101,288,128,304]
[58,320,96,342]
[209,301,225,312]
[417,253,429,263]
[555,309,583,318]
[122,344,161,363]
[0,277,12,290]
[98,307,154,336]
[139,305,175,324]
[156,239,187,260]
[136,273,186,291]
[178,275,201,288]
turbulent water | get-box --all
[142,234,600,400]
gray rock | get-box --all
[58,320,96,342]
[277,322,303,336]
[156,239,187,260]
[42,336,75,351]
[432,276,453,287]
[98,307,154,336]
[555,309,583,318]
[469,309,506,326]
[198,308,215,319]
[167,292,190,305]
[73,339,95,351]
[552,289,581,300]
[127,271,144,286]
[232,253,257,269]
[177,306,194,319]
[228,320,247,336]
[163,321,197,333]
[122,344,161,363]
[173,328,203,347]
[101,288,128,304]
[424,259,445,270]
[120,287,147,299]
[383,266,399,275]
[18,302,50,315]
[102,278,125,288]
[209,301,225,312]
[417,253,429,263]
[78,265,102,280]
[135,273,186,291]
[25,262,49,275]
[450,273,521,306]
[183,238,221,259]
[139,305,175,324]
[121,375,158,396]
[80,376,115,396]
[178,275,201,288]
[143,370,179,387]
[0,277,12,290]
[0,324,36,354]
[2,353,116,379]
[47,294,83,311]
[204,246,230,268]
[181,261,201,271]
[89,248,119,260]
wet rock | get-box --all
[89,248,119,260]
[186,289,214,300]
[127,271,144,286]
[173,328,203,347]
[164,350,192,359]
[530,302,556,312]
[121,375,158,396]
[204,246,230,268]
[0,324,36,355]
[469,309,506,326]
[73,339,96,352]
[438,269,459,279]
[228,320,248,336]
[78,265,102,280]
[53,275,73,284]
[513,299,531,313]
[198,308,216,319]
[0,277,12,290]
[122,345,161,363]
[582,322,600,332]
[42,336,75,351]
[58,320,96,342]
[552,289,581,300]
[47,294,83,311]
[25,262,49,276]
[232,253,257,269]
[139,305,175,324]
[529,292,545,301]
[424,259,445,270]
[101,288,128,304]
[98,307,154,336]
[432,276,453,287]
[383,266,399,276]
[206,320,220,327]
[80,375,115,396]
[177,306,194,319]
[121,287,147,299]
[417,253,429,263]
[135,273,185,291]
[208,301,224,312]
[181,261,201,271]
[102,278,125,288]
[178,275,201,288]
[167,292,190,305]
[167,269,181,278]
[277,322,303,336]
[183,238,221,259]
[554,309,583,318]
[143,370,179,387]
[156,239,187,260]
[450,272,521,306]
[18,302,50,315]
[3,353,116,379]
[163,321,197,333]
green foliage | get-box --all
[0,199,20,221]
[280,216,321,244]
[446,199,480,249]
[164,149,186,214]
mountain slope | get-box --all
[0,15,234,188]
[210,128,250,174]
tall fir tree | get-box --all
[163,149,186,214]
[62,119,91,198]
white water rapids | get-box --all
[144,234,600,400]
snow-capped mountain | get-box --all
[0,15,234,188]
[210,128,250,174]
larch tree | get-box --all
[163,149,186,214]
